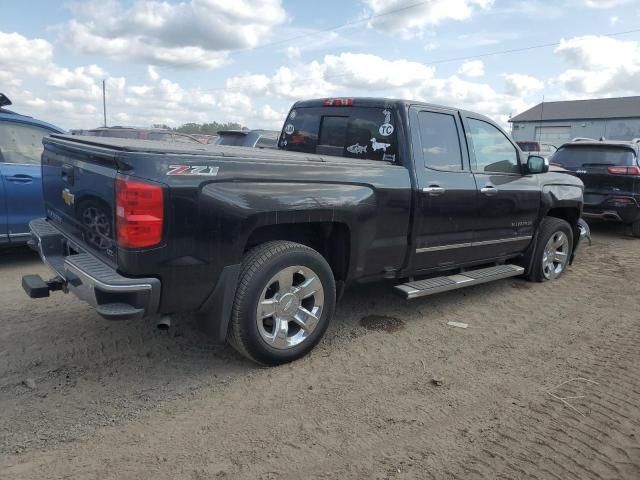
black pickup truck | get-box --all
[23,97,586,365]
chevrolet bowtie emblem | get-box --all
[62,188,75,206]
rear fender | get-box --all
[199,181,377,278]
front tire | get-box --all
[227,241,336,365]
[526,217,574,282]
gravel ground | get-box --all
[0,223,638,479]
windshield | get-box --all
[279,106,399,162]
[551,146,637,169]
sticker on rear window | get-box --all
[167,165,219,176]
[370,138,390,152]
[379,109,394,137]
[347,143,368,154]
[284,124,295,135]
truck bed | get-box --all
[50,134,391,166]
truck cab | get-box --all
[279,98,579,276]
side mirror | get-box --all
[527,155,548,174]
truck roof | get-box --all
[291,97,494,122]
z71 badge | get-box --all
[167,165,219,176]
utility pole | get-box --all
[102,79,107,127]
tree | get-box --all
[175,122,244,135]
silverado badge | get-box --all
[62,188,75,206]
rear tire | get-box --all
[526,217,574,282]
[632,220,640,238]
[227,241,336,365]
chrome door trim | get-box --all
[416,242,472,253]
[416,235,532,253]
[471,235,532,247]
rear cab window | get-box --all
[279,105,399,162]
[552,146,638,169]
[216,134,247,147]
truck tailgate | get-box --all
[42,135,120,266]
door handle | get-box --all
[423,186,445,196]
[480,186,498,196]
[6,174,33,183]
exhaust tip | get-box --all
[157,316,171,330]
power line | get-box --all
[203,27,640,93]
[225,0,433,56]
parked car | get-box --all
[0,93,65,246]
[550,138,640,237]
[213,129,279,148]
[76,127,205,144]
[22,97,586,365]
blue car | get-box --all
[0,93,65,246]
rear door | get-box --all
[0,120,52,241]
[409,107,479,271]
[462,116,540,259]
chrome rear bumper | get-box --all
[23,218,161,320]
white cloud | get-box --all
[363,0,494,36]
[503,74,544,96]
[609,15,620,24]
[0,31,54,80]
[552,35,640,96]
[227,52,538,126]
[458,60,485,78]
[57,0,287,69]
[583,0,630,8]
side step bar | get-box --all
[395,264,524,300]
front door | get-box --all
[462,116,540,259]
[0,121,50,240]
[409,107,479,272]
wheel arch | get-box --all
[244,221,351,285]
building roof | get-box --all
[509,96,640,123]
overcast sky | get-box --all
[1,0,639,131]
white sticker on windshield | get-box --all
[370,137,390,152]
[289,110,297,120]
[284,124,295,135]
[379,109,394,136]
[347,143,368,154]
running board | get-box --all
[395,264,525,300]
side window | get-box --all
[467,118,520,174]
[0,122,52,165]
[255,136,277,149]
[417,111,463,171]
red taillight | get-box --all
[322,98,353,107]
[608,165,640,176]
[115,177,163,248]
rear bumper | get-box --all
[583,208,639,224]
[583,196,640,224]
[23,218,161,320]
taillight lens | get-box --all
[115,177,164,248]
[608,165,640,176]
[323,98,353,107]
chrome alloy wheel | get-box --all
[256,265,324,350]
[542,231,570,280]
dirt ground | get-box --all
[0,223,638,480]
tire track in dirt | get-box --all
[450,318,640,479]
